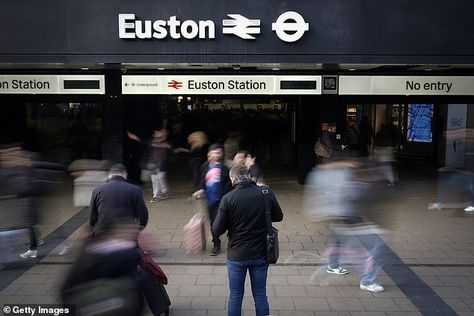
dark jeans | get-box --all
[28,227,38,250]
[208,202,221,247]
[227,257,269,316]
[329,230,383,286]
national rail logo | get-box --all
[168,80,183,89]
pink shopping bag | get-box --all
[183,213,206,255]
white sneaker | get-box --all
[20,249,38,259]
[428,202,443,210]
[360,283,384,292]
[327,266,349,275]
[464,206,474,212]
[58,246,70,256]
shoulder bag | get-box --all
[262,188,279,264]
[314,138,333,159]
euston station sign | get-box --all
[339,76,474,95]
[122,76,321,95]
[119,11,309,42]
[0,75,105,94]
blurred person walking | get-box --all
[175,131,209,189]
[374,124,397,186]
[128,129,172,202]
[428,167,474,212]
[213,164,283,316]
[359,116,374,156]
[344,120,362,153]
[89,164,148,236]
[0,145,39,259]
[429,128,474,212]
[224,130,242,168]
[193,143,231,256]
[304,157,386,292]
[61,224,145,315]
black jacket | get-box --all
[320,130,340,151]
[89,176,148,235]
[212,181,283,260]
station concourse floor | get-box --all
[1,168,474,316]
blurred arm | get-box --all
[127,131,141,142]
[270,191,283,222]
[135,190,149,228]
[89,189,99,227]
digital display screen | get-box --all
[280,81,317,90]
[407,104,433,142]
[63,80,100,89]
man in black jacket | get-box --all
[90,164,148,236]
[213,164,283,316]
[193,143,231,256]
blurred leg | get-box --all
[150,174,158,198]
[29,226,38,250]
[358,234,383,285]
[157,171,168,194]
[328,232,342,269]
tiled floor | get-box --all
[1,170,473,315]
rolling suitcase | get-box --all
[136,266,171,316]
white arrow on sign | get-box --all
[222,14,260,40]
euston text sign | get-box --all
[0,75,105,94]
[119,11,309,42]
[122,75,321,95]
[339,76,474,95]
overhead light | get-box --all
[271,68,280,71]
[348,68,356,71]
[157,67,165,70]
[424,68,432,71]
[81,67,89,71]
[232,64,240,70]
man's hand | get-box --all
[192,189,205,199]
[244,155,256,168]
[127,131,141,142]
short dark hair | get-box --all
[208,143,224,152]
[229,164,251,183]
[109,163,127,175]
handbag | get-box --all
[314,138,333,159]
[139,252,168,285]
[262,188,279,264]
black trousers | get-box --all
[208,202,221,247]
[28,226,38,250]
